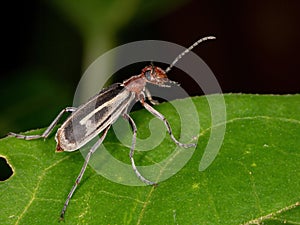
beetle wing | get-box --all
[56,83,135,151]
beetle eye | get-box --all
[145,70,152,80]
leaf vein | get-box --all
[14,155,72,224]
[241,201,300,225]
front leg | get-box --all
[140,101,195,148]
[145,88,159,105]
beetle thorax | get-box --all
[123,74,146,95]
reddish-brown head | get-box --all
[141,65,178,87]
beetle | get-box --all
[8,36,216,219]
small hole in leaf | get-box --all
[0,157,13,181]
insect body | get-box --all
[8,36,216,219]
[56,83,134,152]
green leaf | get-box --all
[0,94,299,224]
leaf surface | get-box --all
[0,94,299,225]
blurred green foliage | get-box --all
[0,0,188,137]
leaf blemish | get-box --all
[173,209,177,224]
[251,162,257,167]
[192,183,200,190]
[0,156,14,181]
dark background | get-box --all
[1,0,299,137]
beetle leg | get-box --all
[141,101,196,148]
[60,124,111,220]
[145,88,159,105]
[123,113,157,186]
[8,107,77,140]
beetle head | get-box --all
[142,65,178,87]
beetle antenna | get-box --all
[165,36,216,73]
